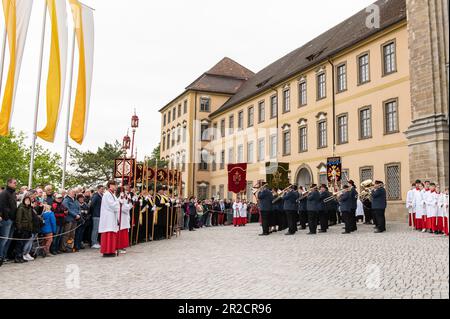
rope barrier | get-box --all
[0,219,87,241]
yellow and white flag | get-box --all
[69,0,93,145]
[0,0,32,136]
[37,0,68,142]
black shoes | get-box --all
[258,233,269,236]
[285,233,294,236]
[0,258,3,267]
[306,232,316,235]
[14,257,25,264]
[374,229,385,233]
[342,232,351,235]
[319,230,327,233]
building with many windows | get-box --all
[159,0,449,221]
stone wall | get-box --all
[406,0,449,188]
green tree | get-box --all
[146,144,168,168]
[67,141,123,188]
[0,130,28,186]
[0,130,63,188]
[26,144,62,188]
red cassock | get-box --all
[101,232,117,255]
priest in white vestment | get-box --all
[99,181,121,256]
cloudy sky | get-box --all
[2,0,375,160]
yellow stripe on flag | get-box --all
[37,0,66,142]
[0,0,32,136]
[0,0,17,136]
[69,0,93,145]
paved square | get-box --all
[0,222,448,299]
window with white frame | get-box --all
[258,101,265,123]
[282,88,290,113]
[383,41,396,75]
[337,63,347,92]
[248,107,254,127]
[299,125,307,152]
[384,99,399,134]
[359,107,372,139]
[318,120,327,148]
[299,81,307,106]
[200,97,211,112]
[247,142,254,163]
[358,53,370,84]
[237,144,244,163]
[337,114,348,144]
[257,138,265,161]
[270,95,278,118]
[269,135,277,159]
[317,72,326,99]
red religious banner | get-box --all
[157,169,168,182]
[227,164,247,194]
[147,167,156,182]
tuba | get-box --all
[359,179,375,202]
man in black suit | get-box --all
[348,180,358,232]
[371,181,387,233]
[318,185,330,233]
[306,184,320,235]
[257,184,273,236]
[282,185,300,235]
[298,187,308,230]
[339,185,353,234]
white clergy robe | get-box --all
[99,190,120,234]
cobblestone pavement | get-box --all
[0,222,448,299]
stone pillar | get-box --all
[405,0,449,187]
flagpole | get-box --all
[61,28,77,190]
[28,1,47,189]
[0,28,7,98]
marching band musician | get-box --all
[348,180,359,232]
[339,185,352,234]
[306,184,320,235]
[298,187,308,230]
[272,188,285,233]
[282,185,299,235]
[371,181,387,233]
[154,186,170,240]
[318,185,330,233]
[257,183,273,236]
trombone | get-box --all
[323,190,345,203]
[272,185,292,204]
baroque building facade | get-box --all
[159,0,449,221]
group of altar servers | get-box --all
[98,180,177,257]
[406,180,449,236]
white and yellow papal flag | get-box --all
[68,0,93,145]
[0,0,32,136]
[36,0,68,142]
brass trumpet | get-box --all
[272,185,293,204]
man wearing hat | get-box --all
[371,181,387,233]
[348,180,359,232]
[319,184,331,233]
[282,185,300,235]
[339,185,353,234]
[306,184,320,234]
[257,183,273,236]
[154,185,170,240]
